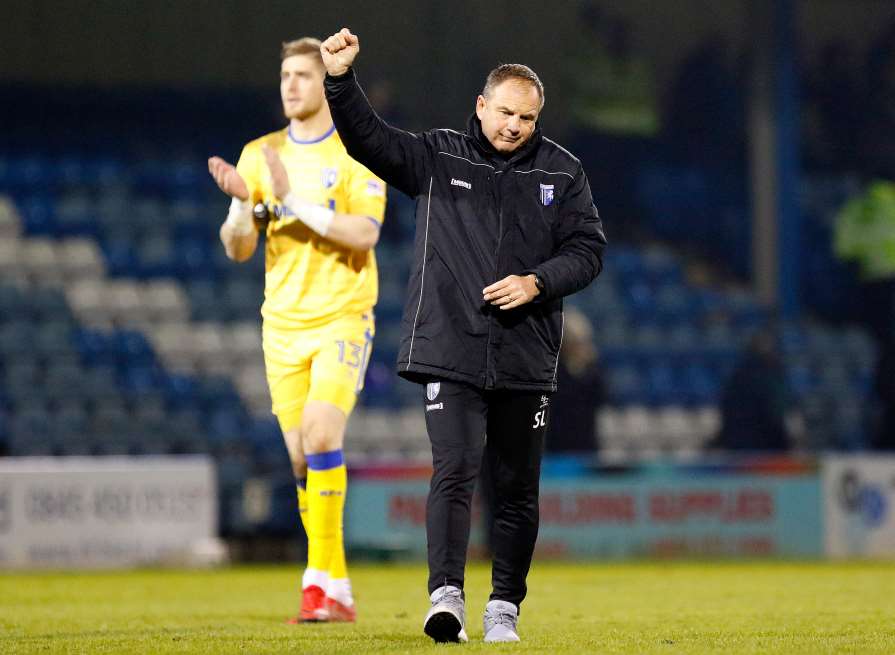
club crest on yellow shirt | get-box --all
[322,167,339,189]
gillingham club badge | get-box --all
[321,167,339,189]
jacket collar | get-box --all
[466,113,542,168]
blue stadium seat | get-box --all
[196,376,240,412]
[3,356,42,386]
[56,192,100,237]
[604,246,644,281]
[679,363,720,406]
[168,160,205,194]
[131,197,167,236]
[120,365,161,396]
[75,329,116,367]
[82,365,123,406]
[655,285,691,326]
[247,418,284,468]
[0,285,28,321]
[207,407,245,451]
[34,321,76,358]
[44,363,88,404]
[9,405,54,455]
[186,278,223,321]
[645,363,678,406]
[166,407,208,454]
[18,195,57,235]
[171,199,207,240]
[623,282,656,322]
[0,157,11,189]
[0,319,34,358]
[641,249,682,286]
[787,362,817,400]
[101,237,139,276]
[114,330,156,368]
[0,408,9,453]
[51,402,90,448]
[175,237,214,279]
[2,367,49,411]
[11,156,53,191]
[54,156,90,189]
[608,365,644,406]
[222,277,262,321]
[30,288,73,321]
[164,373,199,410]
[137,235,176,278]
[96,193,131,232]
[631,326,666,366]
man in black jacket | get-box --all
[321,28,606,644]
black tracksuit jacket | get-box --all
[325,70,607,392]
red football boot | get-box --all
[287,585,329,623]
[325,596,357,623]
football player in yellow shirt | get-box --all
[207,37,386,624]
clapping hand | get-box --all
[207,156,249,201]
[261,145,290,199]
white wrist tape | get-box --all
[283,192,335,237]
[224,197,254,234]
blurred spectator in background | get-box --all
[570,6,659,137]
[568,3,657,244]
[834,180,895,345]
[872,333,895,450]
[863,22,895,178]
[663,34,745,165]
[546,307,607,454]
[366,78,407,128]
[803,41,864,172]
[715,331,791,452]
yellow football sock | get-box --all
[306,450,347,575]
[328,519,348,582]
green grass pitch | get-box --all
[2,561,894,653]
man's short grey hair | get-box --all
[482,64,545,109]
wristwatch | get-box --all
[533,274,545,293]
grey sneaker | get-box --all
[483,599,520,643]
[423,585,468,643]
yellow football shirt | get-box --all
[236,126,386,330]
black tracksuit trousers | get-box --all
[421,379,548,609]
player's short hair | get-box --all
[281,37,324,67]
[482,64,545,109]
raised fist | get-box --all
[321,28,359,77]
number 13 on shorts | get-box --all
[336,340,363,367]
[335,328,373,392]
